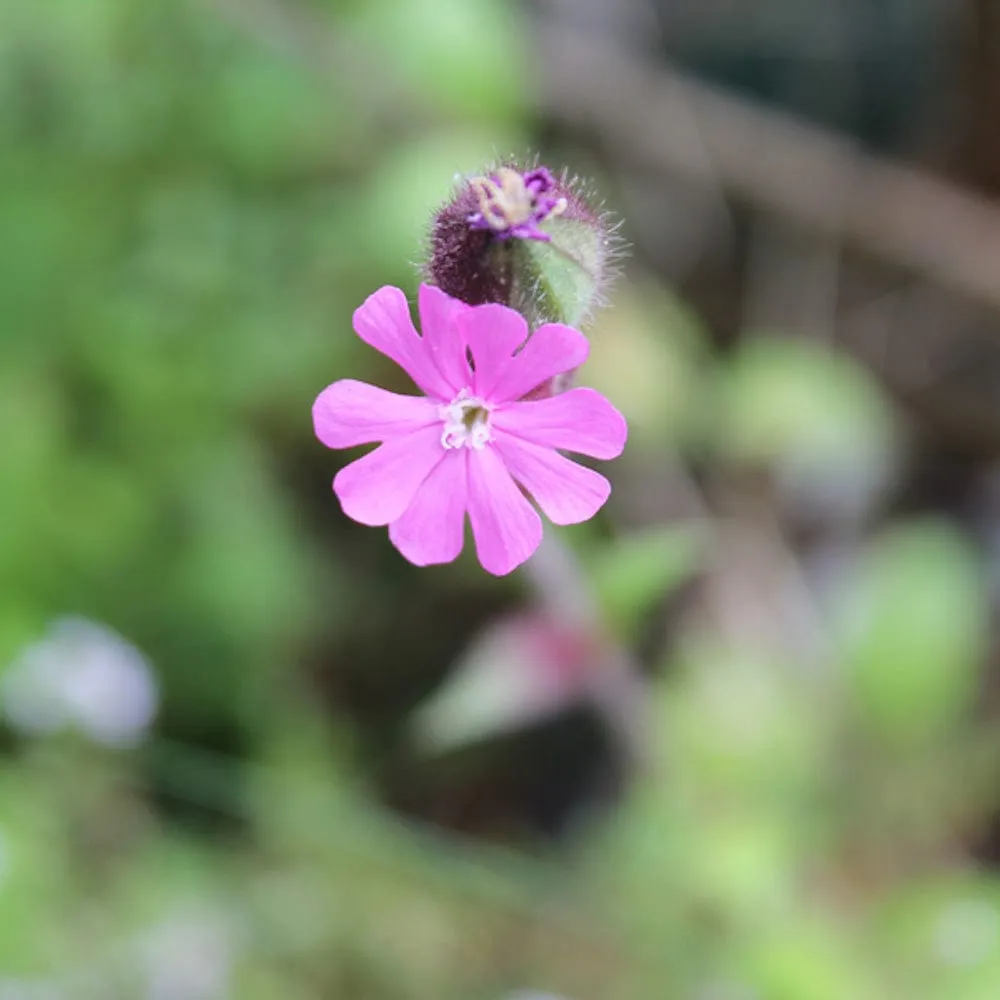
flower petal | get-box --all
[313,379,439,449]
[418,284,473,394]
[353,286,453,400]
[457,303,529,399]
[492,388,627,459]
[389,450,467,566]
[333,424,444,526]
[466,446,543,576]
[487,323,590,403]
[493,433,611,525]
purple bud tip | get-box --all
[466,166,568,242]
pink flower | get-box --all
[312,285,627,576]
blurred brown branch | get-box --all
[959,0,1000,194]
[535,21,1000,318]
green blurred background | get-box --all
[3,0,1000,997]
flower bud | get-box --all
[427,162,620,330]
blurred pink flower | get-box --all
[411,612,603,751]
[313,285,627,575]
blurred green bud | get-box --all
[839,520,987,746]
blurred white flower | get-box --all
[1,617,158,747]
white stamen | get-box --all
[439,390,493,450]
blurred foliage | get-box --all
[2,1,1000,999]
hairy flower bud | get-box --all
[427,162,621,331]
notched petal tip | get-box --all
[492,387,628,461]
[351,285,454,399]
[456,303,533,400]
[388,451,468,568]
[494,434,613,527]
[352,285,407,340]
[333,426,445,527]
[417,282,468,320]
[594,394,629,459]
[532,322,591,368]
[467,447,543,576]
[487,321,591,404]
[353,282,405,317]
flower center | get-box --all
[468,166,567,239]
[439,390,492,450]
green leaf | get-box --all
[587,526,702,639]
[712,336,896,476]
[840,520,987,746]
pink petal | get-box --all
[493,433,611,525]
[333,424,444,526]
[389,450,467,566]
[313,379,439,449]
[466,446,543,576]
[456,304,529,399]
[487,323,590,403]
[353,286,453,400]
[492,388,627,460]
[418,284,472,394]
